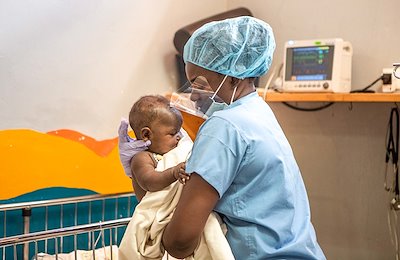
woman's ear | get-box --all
[140,127,152,141]
[230,77,241,88]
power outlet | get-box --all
[382,74,392,85]
[382,68,395,92]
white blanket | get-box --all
[118,133,234,260]
[35,245,118,260]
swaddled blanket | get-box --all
[35,245,118,260]
[118,132,234,260]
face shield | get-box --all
[170,75,227,119]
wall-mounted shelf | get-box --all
[257,89,400,103]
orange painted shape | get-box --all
[47,129,118,157]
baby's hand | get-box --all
[173,162,190,185]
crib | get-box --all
[0,192,137,260]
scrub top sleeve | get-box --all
[186,117,248,197]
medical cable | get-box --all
[394,63,400,79]
[263,66,277,100]
[281,100,335,112]
[385,106,400,260]
[385,107,399,197]
[351,75,384,93]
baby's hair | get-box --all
[129,95,182,139]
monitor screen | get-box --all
[285,45,334,81]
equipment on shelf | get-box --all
[282,38,353,93]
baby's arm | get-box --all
[131,152,189,192]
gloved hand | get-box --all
[118,118,151,178]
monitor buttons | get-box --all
[323,82,329,89]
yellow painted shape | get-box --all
[0,129,132,200]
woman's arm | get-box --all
[162,173,220,258]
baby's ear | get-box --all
[140,127,152,141]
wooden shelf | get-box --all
[257,89,400,103]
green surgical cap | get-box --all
[183,16,275,79]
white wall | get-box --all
[0,0,227,139]
[226,0,399,259]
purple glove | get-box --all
[118,118,151,178]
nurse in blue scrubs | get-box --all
[120,16,326,260]
[162,16,326,260]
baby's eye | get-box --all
[169,131,180,136]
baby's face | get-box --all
[147,112,182,155]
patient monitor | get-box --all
[282,38,353,93]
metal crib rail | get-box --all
[0,191,136,260]
[0,218,130,260]
[0,192,135,211]
[0,218,131,246]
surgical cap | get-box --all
[183,16,275,79]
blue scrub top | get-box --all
[186,92,326,259]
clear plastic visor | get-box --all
[170,76,224,118]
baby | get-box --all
[119,95,234,260]
[128,94,190,202]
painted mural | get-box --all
[0,129,132,201]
